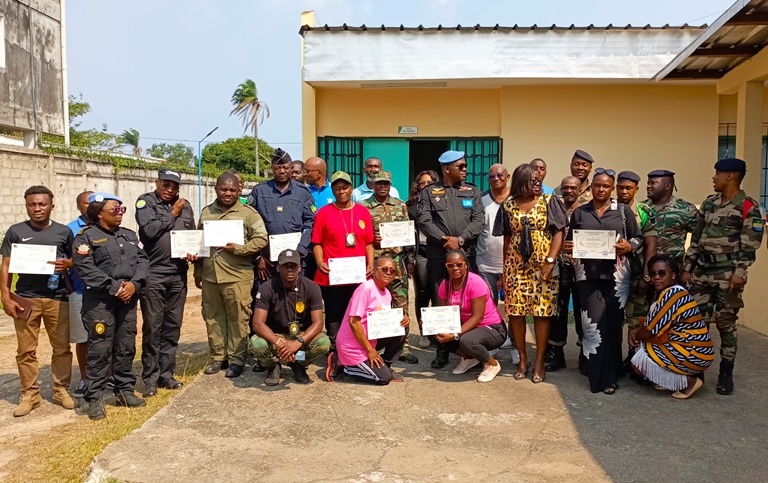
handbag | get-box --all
[619,204,644,276]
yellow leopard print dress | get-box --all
[502,195,560,317]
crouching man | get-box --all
[249,249,330,385]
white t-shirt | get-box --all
[476,191,505,274]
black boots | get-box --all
[717,359,734,395]
[430,348,450,369]
[545,346,566,372]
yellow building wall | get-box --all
[718,90,768,123]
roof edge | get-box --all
[298,23,707,36]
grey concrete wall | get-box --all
[0,145,221,233]
[0,0,65,136]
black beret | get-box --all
[617,171,641,183]
[647,169,675,179]
[714,158,746,172]
[573,149,594,163]
[271,148,292,165]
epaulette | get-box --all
[77,225,91,235]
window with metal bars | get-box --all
[718,123,768,208]
[317,137,365,188]
[451,138,502,192]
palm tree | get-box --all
[118,128,142,157]
[230,79,270,176]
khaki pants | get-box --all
[15,298,72,396]
[201,280,252,366]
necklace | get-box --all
[335,203,357,247]
[448,275,468,308]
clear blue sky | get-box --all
[67,0,734,157]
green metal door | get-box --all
[451,138,502,191]
[318,137,364,188]
[362,138,410,199]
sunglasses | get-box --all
[106,206,127,215]
[648,270,669,278]
[488,173,506,180]
[453,163,468,171]
[418,180,433,187]
[377,267,397,275]
[594,168,616,177]
[160,181,179,190]
[446,262,466,270]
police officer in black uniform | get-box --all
[135,169,196,397]
[73,192,150,420]
[416,150,485,368]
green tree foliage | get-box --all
[230,79,270,177]
[117,128,141,156]
[201,136,274,175]
[146,142,195,165]
[42,94,116,149]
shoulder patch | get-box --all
[77,226,91,235]
[752,219,764,232]
[76,244,90,255]
[136,200,147,209]
[310,204,317,213]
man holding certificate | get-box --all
[195,172,268,378]
[361,170,417,364]
[135,168,196,397]
[1,186,75,417]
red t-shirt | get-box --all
[311,203,374,286]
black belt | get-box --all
[699,253,735,264]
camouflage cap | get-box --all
[371,170,392,183]
[330,171,353,185]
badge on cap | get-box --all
[76,244,90,255]
[136,200,146,209]
[95,323,105,335]
[286,250,293,257]
[289,323,299,335]
[94,195,104,202]
[296,301,305,313]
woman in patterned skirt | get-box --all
[629,255,714,399]
[498,164,567,383]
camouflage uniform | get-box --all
[643,196,699,267]
[624,200,657,328]
[683,191,763,363]
[553,182,592,210]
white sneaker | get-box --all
[501,338,513,349]
[452,358,481,375]
[510,348,521,365]
[477,362,501,382]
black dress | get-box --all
[567,200,641,393]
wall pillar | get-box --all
[301,11,317,160]
[735,81,764,196]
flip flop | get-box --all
[672,377,703,400]
[514,362,531,380]
[654,385,668,391]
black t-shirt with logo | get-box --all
[253,275,324,334]
[0,221,75,300]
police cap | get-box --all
[88,192,122,204]
[617,171,641,184]
[573,150,594,164]
[438,151,465,164]
[158,168,182,185]
[647,169,675,179]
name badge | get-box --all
[461,199,474,208]
[277,206,284,213]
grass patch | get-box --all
[5,351,208,483]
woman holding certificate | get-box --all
[498,164,567,384]
[565,168,641,395]
[312,171,375,346]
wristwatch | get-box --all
[457,236,465,247]
[545,257,555,264]
[454,333,460,341]
[297,337,306,347]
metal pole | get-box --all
[60,0,70,146]
[197,127,219,215]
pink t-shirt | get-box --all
[438,272,502,328]
[336,279,392,366]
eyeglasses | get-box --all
[106,206,127,215]
[377,267,397,275]
[488,173,506,180]
[453,163,468,171]
[160,181,179,191]
[418,180,433,187]
[303,168,322,174]
[594,168,616,177]
[445,262,466,270]
[648,270,669,278]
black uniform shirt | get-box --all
[416,179,485,258]
[0,221,74,300]
[248,180,315,258]
[253,275,323,334]
[135,192,195,274]
[72,224,150,296]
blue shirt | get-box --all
[542,185,554,195]
[249,180,315,258]
[352,183,401,203]
[66,216,88,293]
[308,179,335,209]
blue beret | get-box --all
[438,150,465,164]
[573,149,594,163]
[647,169,675,178]
[617,171,641,183]
[88,192,123,204]
[714,158,746,172]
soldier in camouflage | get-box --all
[682,158,764,395]
[643,170,699,267]
[362,171,418,364]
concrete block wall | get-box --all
[0,145,221,233]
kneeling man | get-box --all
[250,249,330,385]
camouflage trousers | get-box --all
[385,257,411,353]
[624,277,651,331]
[689,269,744,362]
[249,332,331,368]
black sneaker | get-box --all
[399,353,419,365]
[290,363,311,384]
[73,379,88,398]
[88,399,106,420]
[265,364,281,386]
[114,390,147,408]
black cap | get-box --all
[647,169,675,179]
[158,168,182,185]
[271,148,292,165]
[573,149,594,164]
[617,171,641,183]
[714,158,747,173]
[277,249,300,265]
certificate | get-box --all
[171,230,208,258]
[203,220,244,247]
[8,244,57,275]
[573,229,616,260]
[421,306,461,336]
[379,221,415,248]
[328,256,366,286]
[269,233,302,262]
[367,307,405,340]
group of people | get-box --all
[1,145,762,421]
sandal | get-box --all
[672,377,703,400]
[654,385,668,391]
[532,372,546,384]
[514,362,531,380]
[603,384,618,395]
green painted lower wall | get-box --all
[362,138,410,201]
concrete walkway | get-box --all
[86,326,768,483]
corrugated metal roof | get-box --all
[656,0,768,80]
[299,23,707,35]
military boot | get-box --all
[13,393,42,417]
[717,360,734,395]
[545,346,566,372]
